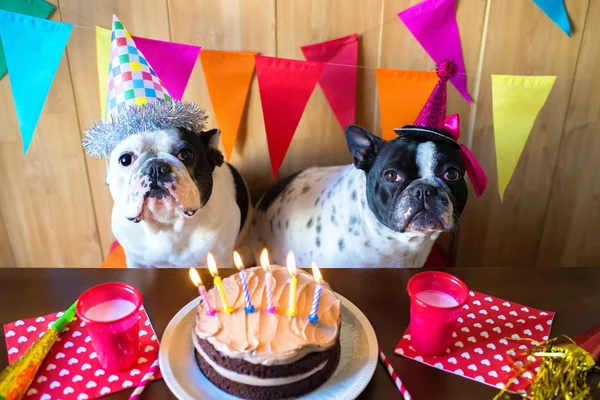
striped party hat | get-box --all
[105,15,171,118]
[83,16,207,158]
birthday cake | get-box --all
[192,266,341,399]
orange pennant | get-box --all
[376,68,438,140]
[200,50,257,160]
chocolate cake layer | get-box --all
[194,340,341,400]
[195,335,332,378]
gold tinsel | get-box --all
[493,336,600,400]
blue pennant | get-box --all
[532,0,572,37]
[0,10,72,153]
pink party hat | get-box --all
[413,60,457,131]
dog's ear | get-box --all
[345,125,385,172]
[200,129,224,169]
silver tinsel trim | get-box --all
[82,100,208,158]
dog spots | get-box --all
[327,190,333,199]
[351,190,357,201]
[314,197,320,206]
[349,215,360,226]
[277,220,281,230]
[307,218,313,228]
[302,184,311,194]
[365,240,371,248]
[338,238,345,251]
[285,220,289,230]
[387,236,393,241]
[269,220,275,236]
[316,237,321,248]
[316,223,322,234]
[361,198,366,209]
[347,178,354,189]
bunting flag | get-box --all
[301,33,358,130]
[532,0,571,36]
[0,0,55,79]
[200,50,257,161]
[132,36,201,100]
[255,56,324,179]
[492,75,556,201]
[376,68,438,140]
[95,26,111,119]
[398,0,471,103]
[0,10,72,153]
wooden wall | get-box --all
[0,0,598,268]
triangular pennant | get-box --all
[0,10,72,153]
[131,35,201,100]
[398,0,471,103]
[255,56,324,179]
[0,0,55,78]
[532,0,571,36]
[95,26,111,119]
[491,75,556,201]
[301,33,358,130]
[200,50,257,161]
[376,68,438,140]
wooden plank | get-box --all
[0,208,16,267]
[0,1,102,267]
[275,0,382,179]
[454,0,589,267]
[380,0,488,258]
[59,0,172,257]
[537,0,599,267]
[168,0,276,201]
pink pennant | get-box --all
[255,56,324,180]
[398,0,471,103]
[460,144,487,197]
[132,36,201,100]
[301,33,358,130]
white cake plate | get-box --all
[159,293,378,400]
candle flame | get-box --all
[286,251,297,276]
[207,252,218,277]
[311,262,322,284]
[260,248,270,271]
[188,267,202,286]
[233,251,244,271]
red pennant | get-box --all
[255,56,324,179]
[301,33,358,130]
[132,36,201,100]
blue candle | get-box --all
[308,262,323,323]
[233,251,255,313]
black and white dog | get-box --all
[107,128,251,268]
[251,125,468,268]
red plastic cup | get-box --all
[76,282,143,372]
[407,271,469,356]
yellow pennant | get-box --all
[95,26,112,119]
[491,75,556,201]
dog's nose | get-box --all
[412,184,437,200]
[142,159,170,182]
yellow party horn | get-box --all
[0,302,76,400]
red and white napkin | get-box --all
[395,290,555,394]
[4,307,162,400]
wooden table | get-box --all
[1,268,599,399]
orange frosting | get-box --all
[195,266,341,365]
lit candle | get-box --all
[189,267,216,316]
[207,253,234,313]
[260,249,276,314]
[233,251,255,313]
[308,262,323,323]
[286,251,298,317]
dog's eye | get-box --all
[443,167,460,181]
[177,148,194,162]
[119,153,133,167]
[383,170,402,182]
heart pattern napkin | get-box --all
[395,290,555,394]
[4,307,162,400]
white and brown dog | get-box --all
[106,127,251,268]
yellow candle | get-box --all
[286,251,298,317]
[207,253,233,313]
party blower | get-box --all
[0,302,76,400]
